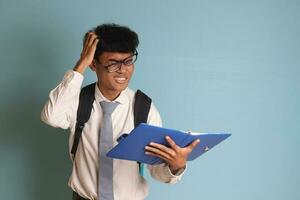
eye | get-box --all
[124,58,133,65]
[107,63,121,72]
[104,62,118,68]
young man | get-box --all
[41,23,199,200]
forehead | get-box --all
[99,52,132,62]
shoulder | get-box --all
[124,87,136,100]
[147,102,162,127]
[124,87,152,103]
[126,87,162,126]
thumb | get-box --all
[188,139,200,150]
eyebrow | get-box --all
[107,55,134,62]
[108,59,120,62]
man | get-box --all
[41,23,199,200]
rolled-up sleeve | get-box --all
[146,103,187,184]
[147,163,186,184]
[41,70,84,130]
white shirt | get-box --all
[41,70,185,200]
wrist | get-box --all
[169,164,185,175]
[73,60,88,74]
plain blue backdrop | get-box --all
[0,0,299,199]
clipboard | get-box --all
[107,123,231,165]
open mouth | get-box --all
[114,77,127,84]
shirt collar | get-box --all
[95,83,129,105]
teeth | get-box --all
[115,77,127,83]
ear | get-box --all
[89,59,97,72]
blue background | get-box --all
[0,0,299,199]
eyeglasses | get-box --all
[97,51,138,73]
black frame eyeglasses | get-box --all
[98,51,138,73]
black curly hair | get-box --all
[84,23,139,61]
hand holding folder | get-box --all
[107,123,231,165]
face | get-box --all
[91,52,135,97]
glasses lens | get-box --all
[104,51,138,73]
[124,54,137,66]
[107,63,121,72]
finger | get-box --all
[83,32,95,52]
[145,151,171,163]
[148,142,176,157]
[82,33,98,58]
[187,139,200,150]
[145,146,173,160]
[145,150,171,163]
[92,37,99,48]
[83,32,93,52]
[165,136,180,151]
[87,33,98,48]
[83,32,90,46]
[88,38,99,55]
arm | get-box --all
[146,136,200,174]
[41,32,99,129]
[145,104,183,183]
[146,103,200,183]
[146,136,199,183]
[41,70,83,129]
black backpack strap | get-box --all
[71,86,152,173]
[134,89,152,176]
[71,83,96,159]
[134,89,152,127]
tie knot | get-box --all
[100,101,119,115]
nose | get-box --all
[117,63,127,73]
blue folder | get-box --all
[107,123,231,165]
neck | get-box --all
[98,83,121,101]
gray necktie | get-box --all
[99,101,119,200]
